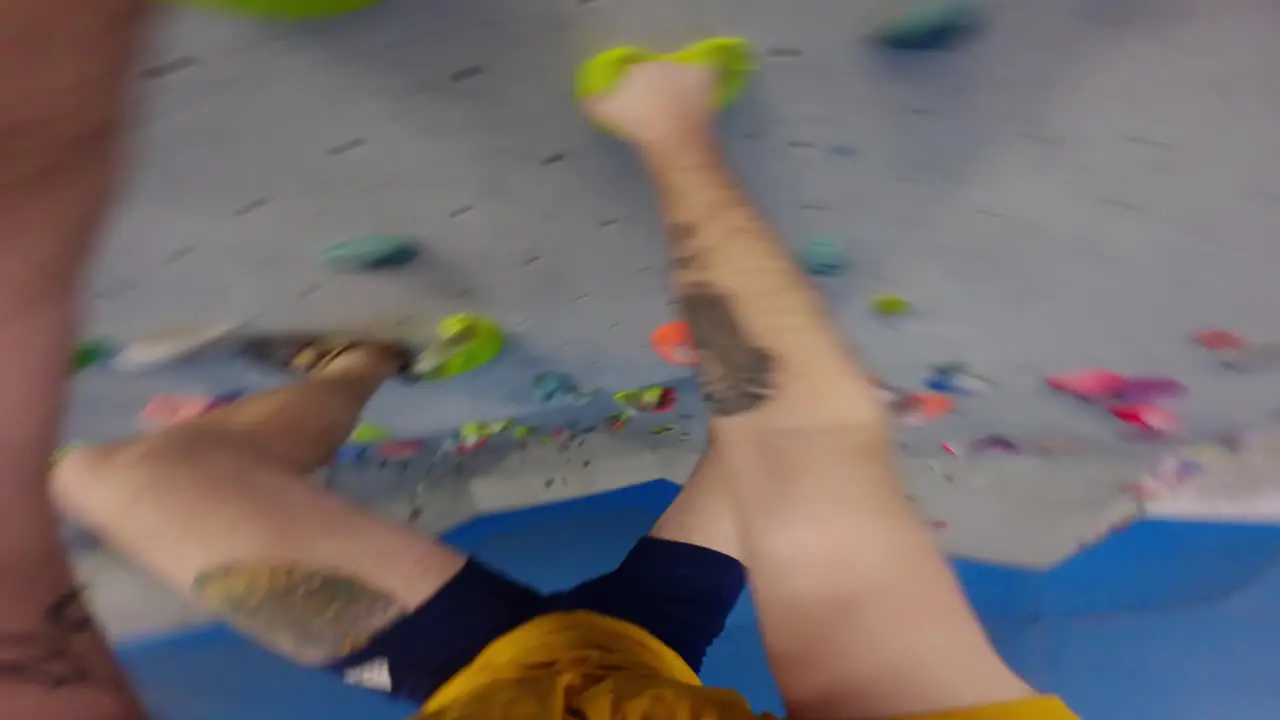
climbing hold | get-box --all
[335,444,369,463]
[375,440,425,461]
[650,320,699,366]
[925,365,994,394]
[1114,376,1187,404]
[415,313,505,380]
[535,372,581,404]
[1044,368,1126,401]
[1110,404,1180,435]
[969,434,1021,455]
[72,340,115,373]
[798,237,847,276]
[868,0,982,51]
[113,322,240,372]
[649,425,679,436]
[349,423,393,444]
[174,0,381,21]
[459,420,510,451]
[894,392,954,426]
[1192,329,1245,351]
[871,294,913,317]
[138,394,216,430]
[322,234,420,272]
[614,386,678,414]
[575,38,754,123]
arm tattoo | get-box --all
[680,284,776,415]
[0,587,101,689]
[192,563,407,666]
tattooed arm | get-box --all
[0,1,149,716]
[585,62,1034,719]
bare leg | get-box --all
[583,63,1032,719]
[52,346,466,666]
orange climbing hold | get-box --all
[895,392,955,426]
[650,320,699,366]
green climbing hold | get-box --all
[72,340,114,373]
[322,234,420,272]
[871,294,914,317]
[349,422,393,443]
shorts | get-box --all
[329,537,746,702]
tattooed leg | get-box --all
[582,62,1033,719]
[52,349,467,666]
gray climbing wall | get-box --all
[73,0,1280,451]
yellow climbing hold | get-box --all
[871,294,914,317]
[349,423,393,444]
[575,38,755,134]
[415,313,505,381]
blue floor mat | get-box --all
[118,480,1280,719]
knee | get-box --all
[49,440,167,520]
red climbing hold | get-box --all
[1110,404,1180,434]
[376,440,425,461]
[1044,368,1126,400]
[1192,329,1245,352]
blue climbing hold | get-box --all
[799,237,847,276]
[870,0,982,51]
[322,234,420,271]
[335,444,371,463]
[534,371,579,404]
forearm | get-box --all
[0,1,148,716]
[642,138,886,430]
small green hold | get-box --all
[871,294,914,317]
[349,422,393,443]
[72,340,114,373]
[512,426,535,440]
[322,234,420,272]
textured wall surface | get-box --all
[71,0,1280,447]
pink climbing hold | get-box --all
[1110,403,1180,434]
[1044,368,1126,400]
[1115,376,1187,404]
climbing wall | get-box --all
[68,0,1280,536]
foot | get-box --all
[580,60,719,155]
[242,336,414,380]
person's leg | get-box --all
[53,344,540,700]
[552,446,745,673]
[582,59,1034,719]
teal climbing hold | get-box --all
[869,0,982,51]
[72,340,114,373]
[322,234,420,271]
[798,237,846,276]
